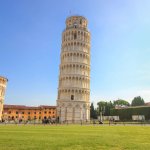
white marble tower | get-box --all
[57,16,91,123]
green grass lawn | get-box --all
[0,125,150,150]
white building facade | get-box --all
[0,76,8,121]
[57,16,91,123]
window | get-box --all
[39,112,41,114]
[16,111,18,114]
[71,95,74,100]
[28,112,30,115]
[8,111,11,114]
[34,112,36,114]
[74,22,77,28]
[44,111,47,114]
[22,112,24,114]
[74,33,77,40]
[80,19,82,24]
[49,111,51,114]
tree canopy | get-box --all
[90,103,97,119]
[131,96,145,106]
[113,99,130,106]
[97,101,113,116]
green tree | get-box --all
[114,99,130,106]
[97,101,106,113]
[131,96,145,106]
[105,101,114,116]
[90,103,97,119]
[97,101,114,116]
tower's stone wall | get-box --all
[0,76,8,121]
[57,16,91,123]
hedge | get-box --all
[110,106,150,121]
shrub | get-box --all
[110,106,150,121]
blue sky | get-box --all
[1,0,150,106]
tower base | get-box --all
[57,101,90,124]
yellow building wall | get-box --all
[2,106,56,121]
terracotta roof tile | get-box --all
[4,104,56,110]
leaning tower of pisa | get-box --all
[0,76,8,121]
[57,16,91,123]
